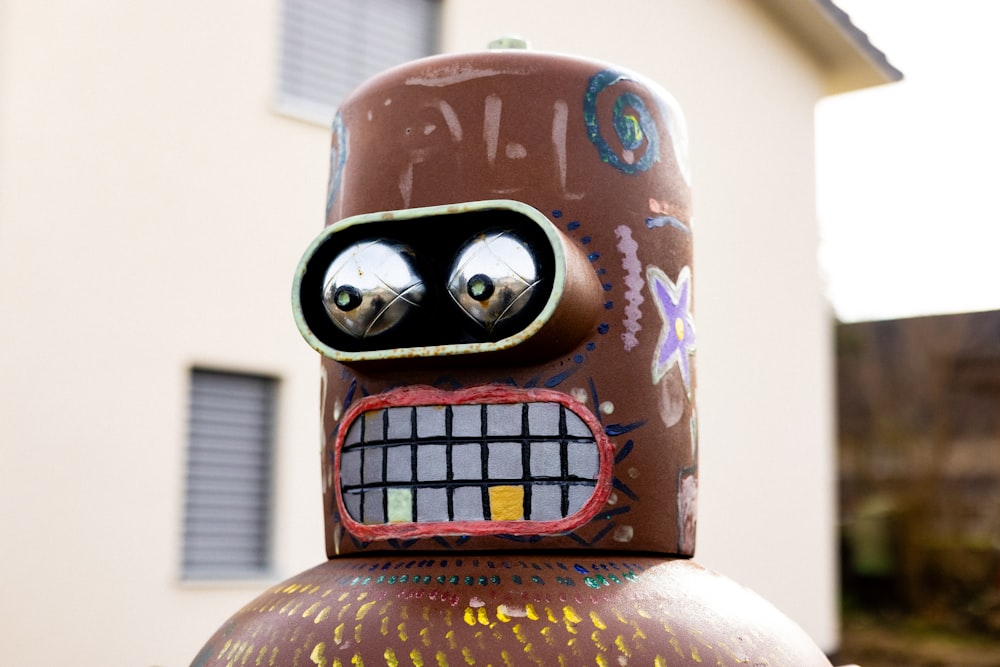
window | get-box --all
[182,369,277,579]
[278,0,441,125]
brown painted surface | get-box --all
[193,555,832,667]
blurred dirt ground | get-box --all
[833,614,1000,667]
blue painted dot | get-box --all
[478,576,488,586]
[490,575,500,584]
[586,342,596,351]
[597,268,606,275]
[512,575,522,584]
[464,576,474,586]
[582,235,591,244]
[573,354,584,364]
[603,283,613,291]
[552,210,563,218]
[567,221,580,231]
[531,575,544,584]
[598,323,610,334]
[574,564,589,574]
[604,301,614,310]
[588,253,600,262]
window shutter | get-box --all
[182,369,276,579]
[279,0,441,124]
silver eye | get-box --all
[447,230,541,333]
[322,239,425,339]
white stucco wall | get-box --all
[0,1,836,664]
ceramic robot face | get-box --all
[293,49,696,557]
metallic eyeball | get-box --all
[447,230,541,333]
[321,239,425,339]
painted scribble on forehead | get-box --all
[584,70,661,174]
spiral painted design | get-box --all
[325,112,348,217]
[584,70,660,174]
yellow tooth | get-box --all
[488,486,524,521]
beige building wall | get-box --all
[0,1,861,664]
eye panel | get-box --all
[293,200,599,363]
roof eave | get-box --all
[752,0,904,94]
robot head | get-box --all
[293,47,696,556]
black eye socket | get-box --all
[447,230,542,334]
[321,239,426,339]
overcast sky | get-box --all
[816,0,1000,322]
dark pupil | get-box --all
[467,274,494,301]
[334,285,363,311]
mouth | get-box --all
[333,385,613,541]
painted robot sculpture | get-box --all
[193,47,839,666]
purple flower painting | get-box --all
[647,265,696,395]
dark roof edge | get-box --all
[752,0,903,94]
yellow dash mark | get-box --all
[512,624,527,645]
[611,608,628,625]
[461,646,476,665]
[269,646,279,667]
[310,643,328,667]
[589,611,607,630]
[500,649,513,667]
[545,607,558,623]
[338,592,350,602]
[496,607,511,623]
[218,638,233,659]
[351,653,364,667]
[303,602,322,618]
[477,608,490,626]
[669,636,683,657]
[435,650,449,667]
[557,656,567,667]
[654,657,667,667]
[255,645,269,666]
[632,626,647,641]
[539,626,553,644]
[355,624,363,643]
[332,661,342,667]
[381,616,390,636]
[315,606,331,624]
[398,622,408,641]
[690,645,702,662]
[487,485,524,521]
[322,588,333,597]
[563,606,582,634]
[596,655,609,667]
[334,623,346,645]
[445,630,457,649]
[356,600,377,621]
[614,635,631,658]
[384,648,399,667]
[410,648,425,667]
[636,608,652,620]
[338,604,353,622]
[525,604,539,621]
[464,608,477,626]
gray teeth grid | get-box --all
[339,402,599,525]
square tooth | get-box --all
[450,405,482,437]
[362,488,385,524]
[363,410,385,442]
[387,488,413,523]
[362,447,384,485]
[343,490,362,521]
[527,402,563,436]
[450,443,483,480]
[386,406,414,440]
[567,441,599,479]
[567,483,594,516]
[416,444,447,482]
[452,486,484,521]
[415,405,447,438]
[488,485,524,521]
[343,418,364,447]
[416,487,449,522]
[486,403,523,436]
[565,411,593,438]
[529,484,564,521]
[385,445,413,483]
[488,441,523,479]
[528,441,562,478]
[340,449,362,487]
